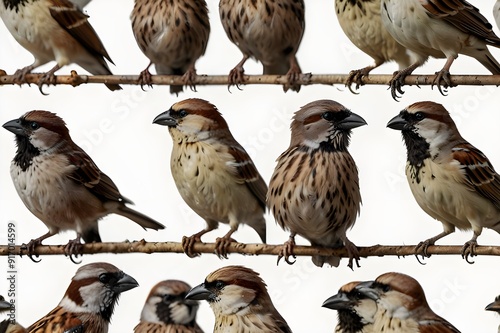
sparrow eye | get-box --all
[30,122,40,130]
[163,294,173,303]
[99,273,111,284]
[414,112,425,120]
[321,112,334,121]
[215,281,225,290]
[179,110,188,118]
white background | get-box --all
[0,1,499,332]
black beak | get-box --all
[3,118,25,136]
[153,110,177,127]
[387,114,408,131]
[485,299,500,312]
[354,281,380,301]
[322,292,352,310]
[112,273,139,293]
[0,298,10,311]
[185,283,213,301]
[337,112,367,130]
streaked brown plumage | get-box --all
[134,280,204,333]
[219,0,305,92]
[0,0,121,93]
[356,272,461,333]
[185,265,292,333]
[267,100,366,268]
[2,111,164,261]
[130,0,210,95]
[387,101,500,262]
[153,99,267,258]
[335,0,410,91]
[381,0,500,99]
[27,262,138,333]
[322,281,376,333]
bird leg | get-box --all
[277,233,297,265]
[21,231,55,263]
[389,62,420,101]
[13,65,35,85]
[214,229,237,260]
[461,232,479,264]
[415,230,453,259]
[182,229,213,258]
[182,64,198,92]
[284,56,302,92]
[138,61,154,90]
[64,235,84,264]
[37,64,61,95]
[431,56,456,96]
[341,236,361,270]
[346,64,377,93]
[228,55,249,90]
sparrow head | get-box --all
[3,110,71,152]
[140,280,200,326]
[356,272,429,314]
[289,99,366,151]
[59,262,138,322]
[387,101,462,164]
[486,295,500,313]
[185,265,272,316]
[153,98,231,143]
[322,281,377,330]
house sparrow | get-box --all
[486,295,500,333]
[134,280,204,333]
[355,272,461,332]
[494,1,500,31]
[267,100,366,268]
[218,0,305,92]
[322,281,377,333]
[153,98,267,259]
[0,0,121,93]
[185,265,292,333]
[3,111,165,261]
[380,0,500,99]
[387,101,500,262]
[130,0,210,95]
[0,295,26,333]
[334,0,411,91]
[27,262,138,333]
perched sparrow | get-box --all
[494,1,500,31]
[185,265,292,333]
[0,295,26,333]
[335,0,411,91]
[381,0,500,99]
[486,295,500,333]
[3,111,165,261]
[0,0,121,93]
[130,0,210,95]
[387,101,500,262]
[322,281,377,333]
[153,98,267,258]
[355,272,461,333]
[219,0,305,92]
[134,280,204,333]
[267,100,366,268]
[27,262,138,333]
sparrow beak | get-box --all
[2,118,25,136]
[153,110,177,127]
[485,299,500,312]
[185,283,213,301]
[0,298,11,311]
[354,281,380,301]
[337,112,367,130]
[322,292,352,310]
[112,273,139,293]
[387,114,408,131]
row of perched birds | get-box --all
[1,0,500,98]
[3,97,500,268]
[0,263,498,332]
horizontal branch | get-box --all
[1,70,500,87]
[1,241,499,258]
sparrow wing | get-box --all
[48,0,114,62]
[418,318,462,333]
[422,0,500,45]
[27,306,83,333]
[452,143,500,209]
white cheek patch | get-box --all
[170,302,195,325]
[140,296,161,323]
[214,285,256,315]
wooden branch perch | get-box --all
[1,241,499,259]
[1,70,500,88]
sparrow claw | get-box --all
[181,235,202,258]
[214,237,236,259]
[22,240,42,263]
[346,66,374,93]
[344,238,361,270]
[182,69,198,92]
[415,239,434,258]
[277,237,296,265]
[414,254,427,266]
[138,69,153,91]
[64,238,84,264]
[431,70,454,96]
[283,66,302,93]
[228,66,245,92]
[37,72,57,95]
[461,240,477,264]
